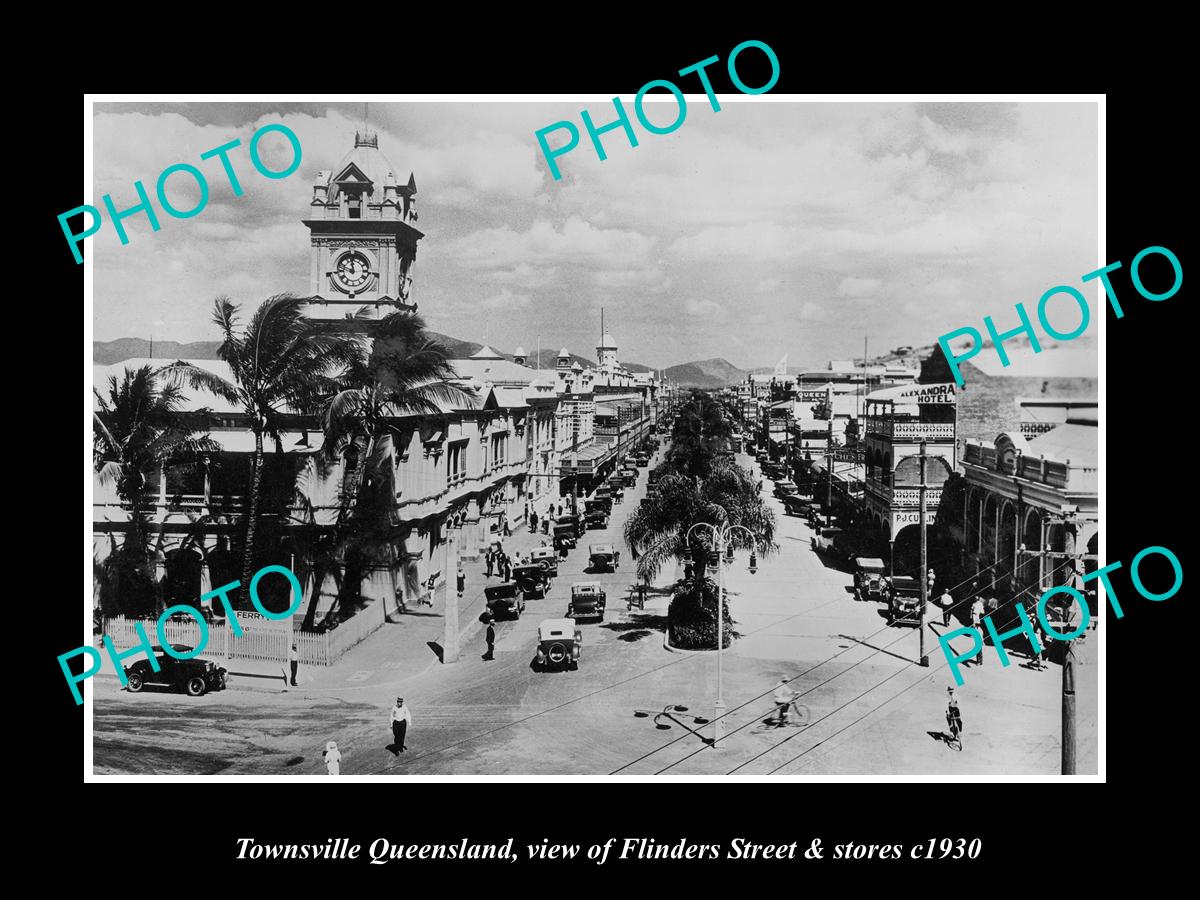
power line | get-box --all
[641,554,1074,775]
[610,556,1011,774]
[720,557,1079,776]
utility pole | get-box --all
[442,526,460,663]
[1062,635,1077,774]
[825,419,833,527]
[918,439,929,667]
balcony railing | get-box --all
[867,420,955,440]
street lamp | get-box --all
[686,515,758,750]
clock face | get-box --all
[334,252,371,290]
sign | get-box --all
[870,382,958,405]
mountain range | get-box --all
[93,337,748,389]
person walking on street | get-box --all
[390,698,413,753]
[483,617,496,661]
[945,687,963,744]
[323,740,341,775]
[1030,618,1047,670]
[938,588,954,627]
[970,596,986,666]
[503,516,512,537]
[288,642,299,687]
[456,566,465,599]
[485,548,494,578]
[529,510,538,534]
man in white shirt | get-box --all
[772,678,796,727]
[390,697,413,753]
[288,643,299,687]
[938,589,954,627]
[970,597,986,667]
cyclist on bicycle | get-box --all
[773,678,796,727]
[946,686,962,739]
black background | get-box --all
[41,18,1187,885]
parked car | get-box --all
[887,576,924,627]
[588,543,620,573]
[535,618,582,670]
[124,646,228,697]
[528,545,558,577]
[514,564,550,600]
[853,558,889,603]
[634,454,649,467]
[773,481,800,500]
[558,512,585,538]
[782,495,813,517]
[584,508,609,530]
[485,583,524,620]
[811,526,845,554]
[553,523,578,553]
[620,466,639,483]
[568,582,607,621]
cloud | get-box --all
[478,288,532,311]
[484,264,560,289]
[835,277,882,299]
[448,217,655,270]
[799,302,828,322]
[685,298,727,319]
[755,278,781,293]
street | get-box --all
[93,449,1097,776]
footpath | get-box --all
[93,515,564,696]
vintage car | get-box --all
[587,543,620,573]
[782,495,814,517]
[558,512,585,538]
[553,523,578,553]
[853,558,889,603]
[605,481,625,502]
[584,504,609,530]
[485,582,525,619]
[589,491,614,514]
[124,646,228,697]
[887,576,924,627]
[634,453,649,467]
[567,582,607,621]
[535,618,582,670]
[811,526,845,555]
[773,481,800,500]
[620,466,639,483]
[528,545,558,577]
[513,564,550,600]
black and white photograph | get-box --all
[83,95,1103,779]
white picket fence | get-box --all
[103,603,387,667]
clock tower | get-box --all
[303,130,423,332]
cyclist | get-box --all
[773,678,796,727]
[946,687,963,743]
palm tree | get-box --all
[323,310,468,507]
[319,311,471,610]
[93,365,217,615]
[163,294,358,605]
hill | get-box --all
[664,358,747,389]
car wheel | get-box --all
[185,676,207,697]
[126,672,144,693]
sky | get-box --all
[90,100,1099,370]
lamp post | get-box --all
[686,517,758,750]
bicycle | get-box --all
[764,699,808,730]
[946,710,963,751]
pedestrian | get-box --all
[322,740,341,775]
[502,553,512,582]
[483,617,496,661]
[557,503,563,517]
[390,697,412,752]
[1030,618,1046,671]
[288,641,299,687]
[424,573,436,607]
[503,516,512,537]
[529,510,538,534]
[485,548,494,577]
[456,566,465,599]
[938,588,953,627]
[970,595,986,666]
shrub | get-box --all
[668,577,736,650]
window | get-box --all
[447,440,467,483]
